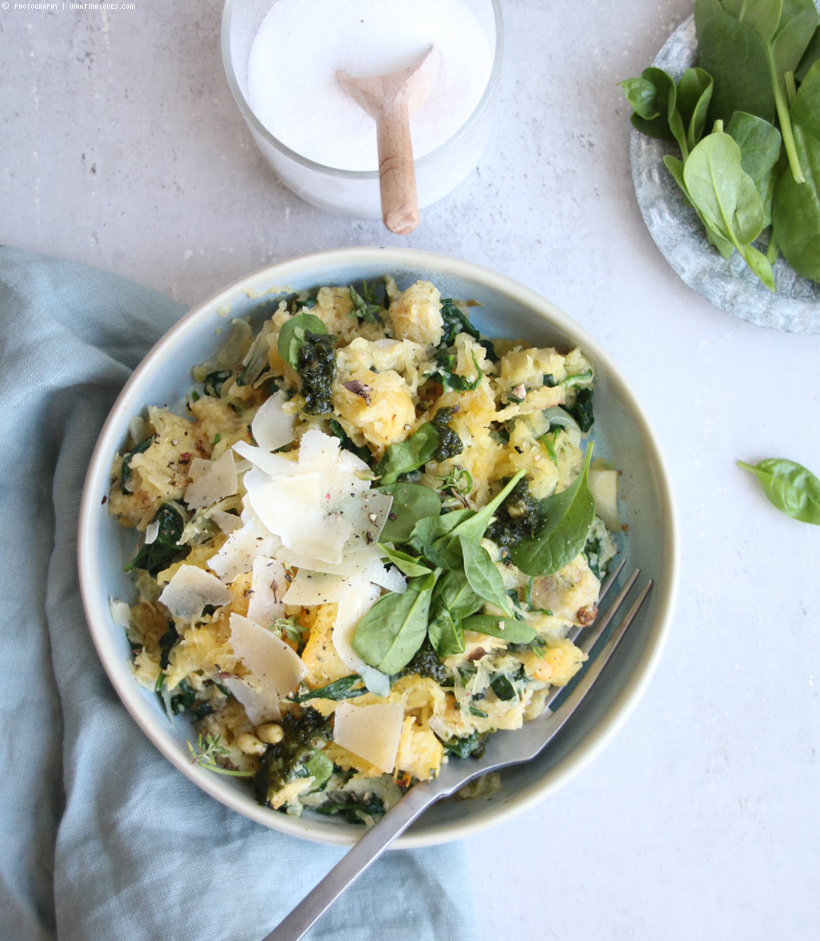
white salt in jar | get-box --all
[221,0,503,219]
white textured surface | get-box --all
[2,1,819,938]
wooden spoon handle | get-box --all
[376,98,419,235]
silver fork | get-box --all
[262,563,652,941]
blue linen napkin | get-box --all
[0,246,478,941]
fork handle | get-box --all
[261,781,439,941]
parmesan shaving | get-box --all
[251,389,295,452]
[333,702,404,774]
[184,451,238,511]
[247,556,287,627]
[283,570,351,606]
[209,509,244,534]
[229,613,308,697]
[221,676,281,725]
[159,565,232,619]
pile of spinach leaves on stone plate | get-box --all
[349,444,596,676]
[621,0,820,289]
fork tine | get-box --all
[547,575,652,715]
[597,557,626,604]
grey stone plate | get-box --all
[630,15,820,334]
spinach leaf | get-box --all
[683,131,775,289]
[677,67,715,150]
[461,615,537,643]
[445,471,526,548]
[772,125,820,281]
[379,544,433,577]
[510,444,596,577]
[444,730,489,759]
[170,678,196,715]
[738,457,820,523]
[302,749,334,791]
[378,481,441,543]
[313,791,386,824]
[288,675,368,703]
[432,568,484,620]
[459,537,514,616]
[277,312,328,369]
[124,504,189,577]
[490,674,517,701]
[698,13,776,123]
[351,572,438,674]
[439,298,481,345]
[328,418,371,463]
[789,57,820,140]
[120,436,153,494]
[567,387,595,432]
[726,111,783,180]
[158,621,179,671]
[664,154,736,258]
[622,67,688,153]
[796,24,820,80]
[427,605,465,657]
[376,424,439,486]
[695,0,725,33]
[426,348,483,392]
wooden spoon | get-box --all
[337,45,439,235]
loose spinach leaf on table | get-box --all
[378,481,441,543]
[738,457,820,523]
[510,444,596,577]
[352,571,438,673]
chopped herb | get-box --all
[485,478,540,548]
[543,373,558,387]
[490,674,518,701]
[297,330,336,415]
[398,639,449,684]
[187,733,254,777]
[254,707,332,806]
[469,707,489,718]
[430,407,464,462]
[349,282,383,323]
[213,433,222,446]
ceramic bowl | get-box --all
[78,247,678,847]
